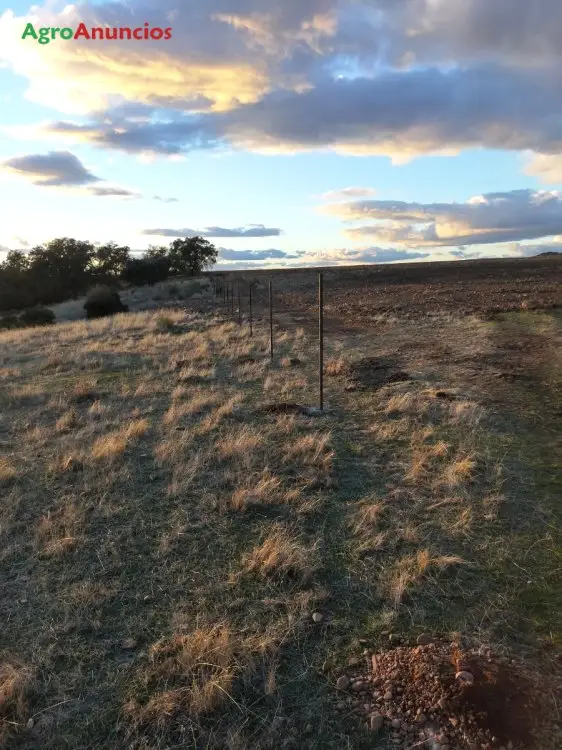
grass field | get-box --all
[1,263,561,748]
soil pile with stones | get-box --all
[334,635,561,749]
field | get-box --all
[1,257,561,749]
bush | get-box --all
[84,286,128,319]
[0,314,21,330]
[19,307,55,327]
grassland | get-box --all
[0,266,561,749]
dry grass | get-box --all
[0,660,36,743]
[91,418,149,460]
[128,625,239,725]
[0,458,17,485]
[0,294,559,748]
[240,524,318,583]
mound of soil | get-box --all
[334,638,560,749]
[346,357,410,390]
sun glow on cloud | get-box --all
[1,0,562,263]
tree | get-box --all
[3,250,30,274]
[93,242,131,279]
[27,238,95,302]
[167,236,218,276]
[145,244,169,262]
[123,257,169,286]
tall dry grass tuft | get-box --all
[0,458,17,485]
[0,660,36,743]
[240,524,318,583]
[127,625,239,726]
[91,419,149,460]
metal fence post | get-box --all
[249,282,253,337]
[319,271,324,412]
[238,282,242,326]
[269,279,274,360]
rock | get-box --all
[121,638,138,650]
[370,714,384,733]
[348,657,360,667]
[417,714,427,724]
[26,718,34,729]
[352,681,365,692]
[384,691,393,700]
[336,702,345,711]
[455,670,475,686]
[392,719,402,730]
[312,612,324,623]
[305,724,313,734]
[438,697,448,710]
[417,633,435,646]
[336,675,350,690]
[389,633,401,645]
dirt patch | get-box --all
[334,638,560,749]
[346,357,410,390]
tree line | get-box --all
[0,236,218,312]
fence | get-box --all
[209,272,330,412]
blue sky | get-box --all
[1,0,562,268]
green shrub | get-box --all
[19,307,55,327]
[84,285,128,319]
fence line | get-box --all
[209,273,327,412]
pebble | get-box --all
[336,675,350,690]
[389,633,401,645]
[417,633,435,646]
[121,638,138,650]
[455,670,475,686]
[352,681,364,692]
[384,691,393,700]
[312,612,324,623]
[391,719,402,730]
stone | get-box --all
[455,670,475,686]
[312,612,324,623]
[370,714,384,733]
[392,719,402,730]
[384,691,393,701]
[417,633,435,646]
[121,638,138,650]
[389,633,401,645]
[352,681,364,692]
[336,675,350,690]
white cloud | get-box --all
[324,189,562,247]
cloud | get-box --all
[154,195,179,203]
[87,185,141,199]
[218,248,299,260]
[0,150,100,186]
[142,224,283,238]
[3,1,562,165]
[337,247,431,263]
[325,189,562,247]
[322,187,377,201]
[0,149,143,199]
[524,153,562,185]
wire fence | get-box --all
[209,272,333,412]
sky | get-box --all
[1,1,562,269]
